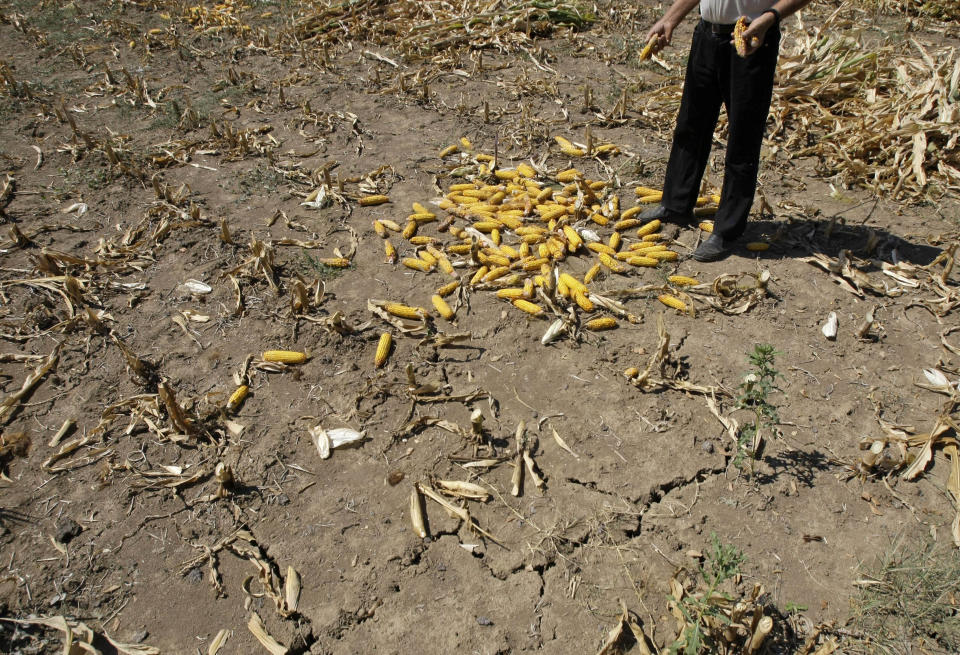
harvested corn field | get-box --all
[1,1,960,654]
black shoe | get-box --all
[691,233,732,262]
[637,204,691,224]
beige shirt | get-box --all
[700,0,776,24]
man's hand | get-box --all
[644,16,678,56]
[736,12,777,56]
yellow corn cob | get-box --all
[559,273,587,295]
[636,219,661,237]
[733,16,748,57]
[436,256,455,276]
[470,266,489,285]
[608,232,622,251]
[590,213,609,226]
[589,180,607,191]
[476,153,495,163]
[409,236,435,246]
[483,253,511,267]
[462,189,491,199]
[573,291,595,312]
[668,275,700,286]
[491,228,501,246]
[535,187,554,203]
[698,221,714,232]
[375,332,392,368]
[620,206,643,221]
[554,136,585,157]
[585,317,618,331]
[472,221,499,233]
[555,168,582,183]
[519,240,531,258]
[629,242,666,252]
[562,225,583,251]
[402,221,417,239]
[409,212,438,223]
[746,242,770,251]
[459,136,473,150]
[418,250,437,266]
[517,162,537,178]
[584,263,601,284]
[359,194,390,206]
[641,233,663,242]
[587,242,617,256]
[373,220,387,237]
[384,240,397,263]
[498,244,520,259]
[628,256,659,267]
[561,183,578,196]
[263,350,308,364]
[431,295,455,320]
[556,277,570,298]
[614,250,635,261]
[634,186,661,196]
[403,257,432,272]
[599,252,627,273]
[379,219,401,232]
[638,33,657,61]
[516,226,547,236]
[624,367,640,378]
[523,278,534,298]
[512,299,544,316]
[614,218,641,231]
[496,288,526,300]
[537,205,568,222]
[227,385,249,411]
[436,198,455,210]
[494,168,518,180]
[439,144,459,158]
[320,257,351,268]
[637,192,663,204]
[694,206,718,217]
[546,238,566,260]
[658,294,687,313]
[384,302,427,320]
[437,279,460,297]
[646,250,679,262]
[523,257,550,271]
[447,243,472,255]
[484,266,510,282]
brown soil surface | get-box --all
[0,2,958,654]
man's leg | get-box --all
[660,21,724,218]
[711,27,780,241]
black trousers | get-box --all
[661,19,781,240]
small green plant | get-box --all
[667,533,746,655]
[734,344,782,470]
[294,252,350,280]
[784,601,808,614]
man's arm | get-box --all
[740,0,814,55]
[644,0,700,56]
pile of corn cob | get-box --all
[370,137,722,336]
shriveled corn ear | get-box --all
[645,250,679,262]
[668,275,700,286]
[320,257,351,267]
[410,485,427,538]
[384,240,397,263]
[383,302,427,319]
[658,294,687,313]
[746,242,770,251]
[698,221,714,232]
[694,205,718,216]
[435,480,491,501]
[375,332,392,368]
[584,263,601,284]
[585,317,617,331]
[599,252,627,273]
[512,299,544,316]
[638,33,658,61]
[227,385,249,411]
[636,219,661,237]
[436,279,460,297]
[496,288,526,300]
[402,257,432,272]
[554,136,585,157]
[624,367,639,378]
[263,350,308,364]
[358,194,390,206]
[555,168,582,183]
[733,16,748,57]
[431,295,455,320]
[439,144,459,158]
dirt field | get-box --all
[1,1,959,653]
